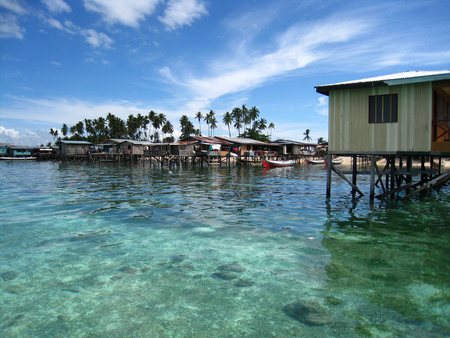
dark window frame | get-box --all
[369,94,398,123]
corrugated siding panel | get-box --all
[328,82,432,152]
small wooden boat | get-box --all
[262,159,294,168]
[305,158,343,165]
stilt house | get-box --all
[315,70,450,153]
[56,140,92,155]
[315,70,450,199]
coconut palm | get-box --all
[249,106,260,127]
[180,115,195,139]
[61,124,68,138]
[223,111,233,137]
[268,122,275,140]
[231,107,243,136]
[195,111,203,136]
[162,120,174,140]
[257,118,267,131]
[210,115,217,137]
[303,129,312,142]
[242,104,250,132]
[317,137,326,145]
[148,110,156,141]
[205,110,215,137]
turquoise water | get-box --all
[0,161,449,337]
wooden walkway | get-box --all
[58,153,308,166]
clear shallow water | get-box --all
[0,161,449,337]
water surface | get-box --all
[1,161,449,337]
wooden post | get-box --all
[352,155,357,195]
[326,153,332,198]
[370,153,376,202]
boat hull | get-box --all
[262,159,294,168]
[0,157,37,160]
[306,158,342,165]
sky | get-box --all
[1,0,449,146]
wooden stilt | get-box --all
[352,155,357,195]
[331,163,364,196]
[370,154,376,202]
[326,153,332,198]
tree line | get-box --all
[50,105,277,144]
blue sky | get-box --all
[1,0,449,146]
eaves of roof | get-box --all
[315,70,450,95]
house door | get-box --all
[432,85,450,152]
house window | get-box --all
[369,94,398,123]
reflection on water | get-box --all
[0,161,448,337]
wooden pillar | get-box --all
[370,153,376,202]
[326,153,332,198]
[406,155,412,184]
[352,155,357,195]
[390,155,396,193]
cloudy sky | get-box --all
[1,0,449,146]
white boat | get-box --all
[305,158,342,165]
[0,156,37,160]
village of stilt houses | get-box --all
[2,71,450,200]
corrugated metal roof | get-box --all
[56,140,92,145]
[215,136,269,145]
[316,70,450,95]
[180,136,233,145]
[272,139,318,146]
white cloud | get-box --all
[81,28,114,48]
[84,0,160,27]
[0,126,51,146]
[0,12,25,38]
[51,61,61,66]
[1,96,151,126]
[0,0,27,15]
[163,17,368,113]
[315,96,328,116]
[41,0,71,14]
[0,0,28,39]
[44,16,64,30]
[159,0,208,31]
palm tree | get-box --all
[303,129,312,142]
[223,111,233,137]
[180,115,195,139]
[148,110,156,141]
[162,120,174,140]
[242,104,250,132]
[84,119,94,140]
[231,107,243,136]
[106,113,126,139]
[152,113,166,141]
[195,111,203,136]
[49,128,59,140]
[210,115,217,137]
[93,117,107,141]
[75,121,84,137]
[69,125,77,136]
[257,118,267,131]
[268,122,275,140]
[249,106,260,127]
[61,124,68,138]
[127,114,139,139]
[205,110,215,137]
[317,137,326,145]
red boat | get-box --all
[262,159,295,168]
